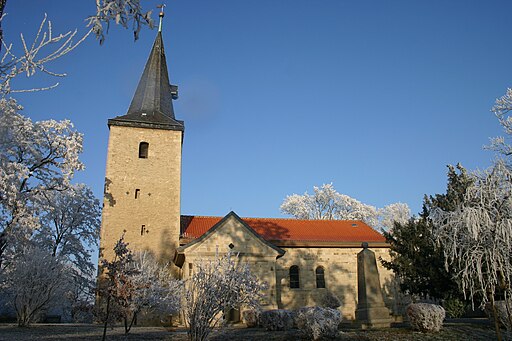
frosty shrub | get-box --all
[485,300,512,330]
[292,307,308,328]
[127,251,182,332]
[321,290,342,309]
[242,309,260,328]
[2,246,72,327]
[295,306,341,340]
[406,303,445,332]
[259,309,294,331]
[183,252,266,341]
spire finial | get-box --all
[157,4,166,32]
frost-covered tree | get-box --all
[281,183,410,230]
[0,99,102,323]
[431,161,512,307]
[381,164,471,301]
[281,183,379,224]
[379,202,411,231]
[1,245,72,326]
[0,98,84,267]
[34,183,101,319]
[122,251,181,333]
[184,252,267,341]
[97,237,181,338]
[97,235,136,340]
[431,160,512,340]
[35,183,100,271]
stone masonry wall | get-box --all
[99,125,182,265]
[179,216,396,321]
[275,246,394,320]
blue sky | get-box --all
[5,0,512,218]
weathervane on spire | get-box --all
[157,4,166,32]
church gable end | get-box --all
[175,211,284,267]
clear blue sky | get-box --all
[5,1,512,218]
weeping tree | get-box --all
[430,160,512,340]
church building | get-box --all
[99,15,395,321]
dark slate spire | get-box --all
[108,19,184,131]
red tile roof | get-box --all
[180,215,386,244]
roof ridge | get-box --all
[181,214,367,224]
[243,217,366,223]
[181,215,223,218]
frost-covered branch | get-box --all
[488,88,512,158]
[0,1,154,95]
[0,14,91,95]
[87,0,154,45]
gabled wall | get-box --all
[179,214,283,309]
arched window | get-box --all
[316,266,325,288]
[289,265,300,289]
[139,142,149,158]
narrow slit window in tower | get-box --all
[140,224,146,236]
[139,142,149,158]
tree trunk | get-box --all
[491,295,503,341]
[125,311,137,334]
[504,291,512,331]
[102,295,111,341]
[0,231,7,269]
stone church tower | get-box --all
[99,20,184,263]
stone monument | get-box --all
[355,242,392,329]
